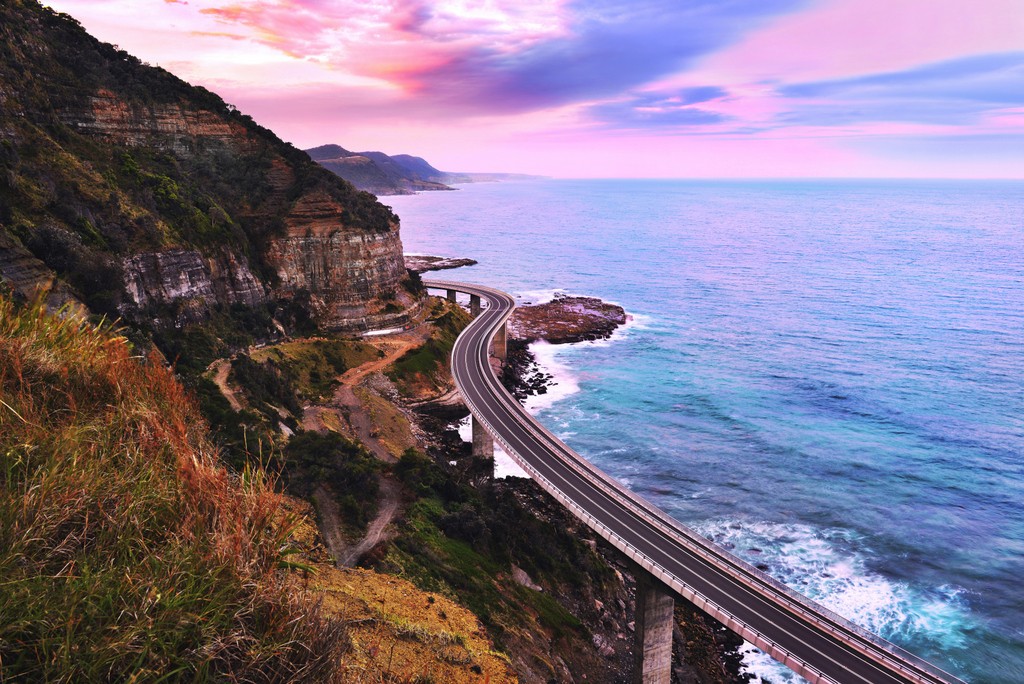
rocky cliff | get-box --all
[0,0,414,335]
[265,189,419,331]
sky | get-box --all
[45,0,1024,178]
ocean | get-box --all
[386,178,1024,683]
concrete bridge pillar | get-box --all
[492,322,507,362]
[447,289,457,303]
[471,414,494,460]
[470,293,482,317]
[633,574,675,684]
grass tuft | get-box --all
[0,294,348,682]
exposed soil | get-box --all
[311,485,350,567]
[301,327,434,567]
[301,329,430,459]
[207,358,243,411]
[337,477,402,567]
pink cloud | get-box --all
[701,0,1024,83]
[41,0,1024,178]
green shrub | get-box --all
[283,431,381,531]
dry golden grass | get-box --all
[0,295,346,681]
[314,567,517,684]
[353,386,418,459]
[0,294,516,682]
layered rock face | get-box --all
[72,93,410,329]
[68,89,256,157]
[122,248,266,325]
[266,190,409,330]
[0,1,414,334]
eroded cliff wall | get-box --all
[0,0,413,334]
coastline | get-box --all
[495,296,753,683]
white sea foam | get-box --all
[515,289,566,305]
[524,341,582,412]
[739,643,809,684]
[692,519,972,682]
[586,309,655,348]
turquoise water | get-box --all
[387,179,1024,683]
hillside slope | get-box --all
[0,1,415,334]
[306,144,453,195]
[0,293,516,683]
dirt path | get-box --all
[209,325,437,568]
[302,329,431,464]
[304,327,432,566]
[312,485,350,566]
[208,358,243,411]
[337,477,402,567]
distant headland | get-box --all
[306,143,544,195]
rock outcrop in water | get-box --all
[404,254,479,273]
[0,0,414,334]
[510,294,628,344]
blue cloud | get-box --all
[587,98,727,129]
[775,52,1024,127]
[782,52,1024,103]
[409,0,806,113]
[583,87,729,129]
[677,86,728,105]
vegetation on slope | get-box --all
[283,432,381,533]
[386,300,471,399]
[248,339,383,403]
[368,446,626,679]
[0,0,396,322]
[0,295,347,681]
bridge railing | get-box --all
[476,366,960,684]
[427,280,962,684]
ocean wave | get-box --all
[515,288,566,305]
[692,519,973,682]
[524,341,582,412]
[586,310,656,347]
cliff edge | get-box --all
[0,0,414,334]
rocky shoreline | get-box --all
[500,293,628,404]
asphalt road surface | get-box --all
[425,280,962,684]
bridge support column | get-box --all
[492,322,507,362]
[447,289,457,303]
[471,415,494,460]
[470,293,482,317]
[633,574,675,684]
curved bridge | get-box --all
[425,279,963,684]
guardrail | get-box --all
[425,280,963,684]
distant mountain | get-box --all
[305,145,453,195]
[306,144,546,195]
[390,154,449,183]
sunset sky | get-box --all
[45,0,1024,178]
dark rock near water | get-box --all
[404,254,478,273]
[510,294,628,344]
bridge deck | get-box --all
[426,279,963,684]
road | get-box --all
[425,279,963,684]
